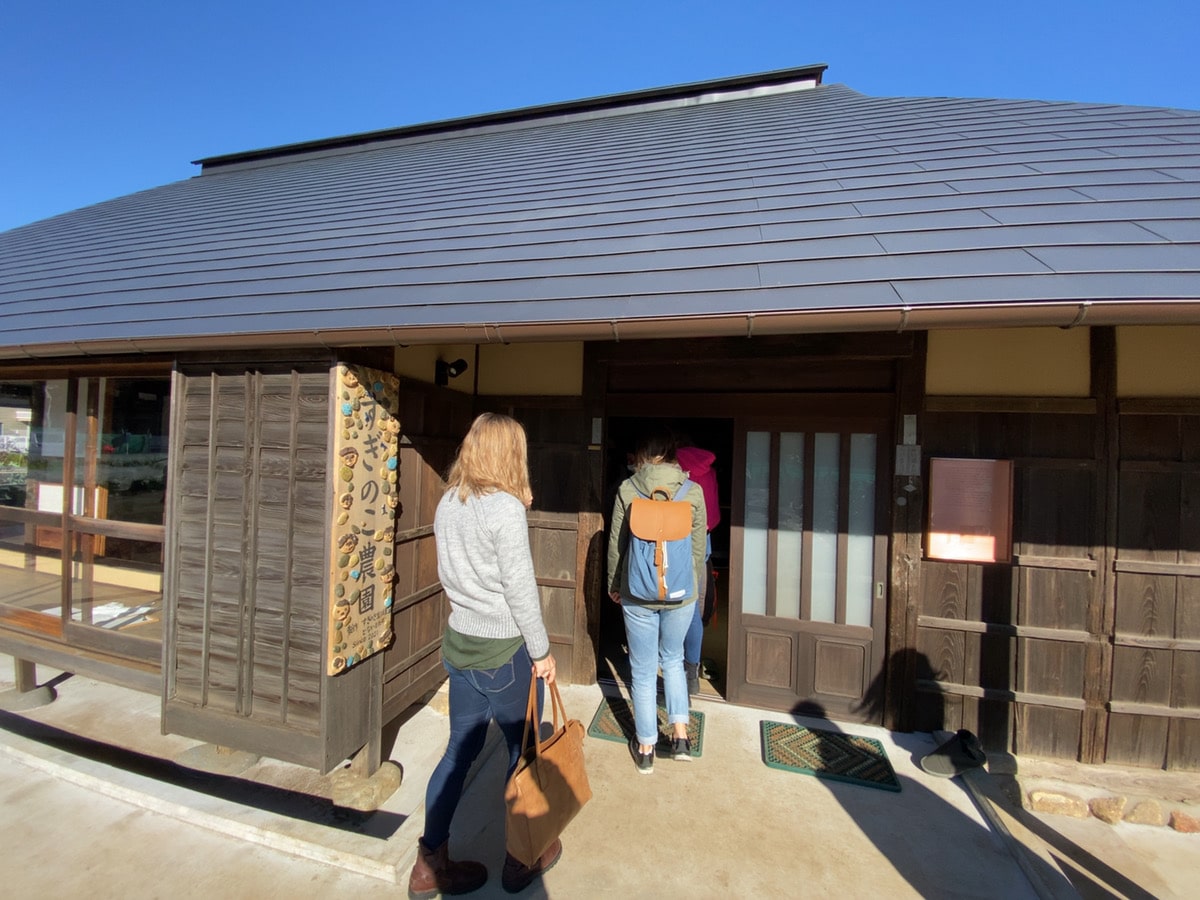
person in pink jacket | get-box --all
[675,444,720,696]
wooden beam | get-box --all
[1083,326,1118,765]
[592,332,916,364]
[925,396,1097,414]
[916,679,1087,711]
[917,615,1093,644]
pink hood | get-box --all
[676,445,720,531]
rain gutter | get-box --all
[4,300,1199,361]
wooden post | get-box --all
[14,658,37,693]
[1082,327,1117,764]
[884,332,927,732]
[349,653,384,777]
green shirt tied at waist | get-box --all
[441,626,526,671]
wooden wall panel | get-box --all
[164,365,336,767]
[1167,720,1200,770]
[1106,713,1169,767]
[916,405,1102,760]
[1110,412,1200,769]
[1015,706,1083,759]
[381,380,470,723]
[1019,569,1091,631]
[1018,637,1086,698]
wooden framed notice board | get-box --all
[926,457,1014,564]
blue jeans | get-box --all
[684,553,714,666]
[622,601,693,746]
[423,643,543,849]
[684,600,703,666]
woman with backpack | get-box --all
[607,429,707,774]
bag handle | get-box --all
[519,675,566,759]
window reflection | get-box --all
[0,376,168,638]
[75,377,170,526]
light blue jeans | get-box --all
[622,600,694,747]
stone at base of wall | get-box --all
[1024,788,1199,833]
[1170,810,1200,834]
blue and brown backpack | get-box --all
[626,480,695,603]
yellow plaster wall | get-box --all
[392,342,584,396]
[1117,326,1200,397]
[926,328,1091,397]
[393,344,476,393]
[477,343,583,396]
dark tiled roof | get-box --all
[2,76,1199,356]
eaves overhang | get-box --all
[3,299,1198,361]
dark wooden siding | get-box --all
[916,403,1104,759]
[478,395,600,684]
[381,381,473,723]
[1107,404,1200,769]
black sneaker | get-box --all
[629,737,654,774]
[672,736,692,761]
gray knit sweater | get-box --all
[434,489,550,661]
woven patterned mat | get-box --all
[760,721,901,792]
[587,695,705,757]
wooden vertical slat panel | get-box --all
[1016,705,1084,759]
[166,363,331,760]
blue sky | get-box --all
[2,0,1197,234]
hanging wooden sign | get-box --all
[926,457,1013,564]
[326,364,402,675]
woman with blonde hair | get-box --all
[408,413,560,898]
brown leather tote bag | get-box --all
[504,677,593,866]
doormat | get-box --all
[760,721,900,792]
[587,696,705,757]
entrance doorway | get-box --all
[598,416,734,699]
[727,416,891,721]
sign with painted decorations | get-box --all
[326,364,402,676]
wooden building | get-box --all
[2,65,1199,772]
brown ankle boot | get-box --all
[407,838,487,899]
[501,838,562,894]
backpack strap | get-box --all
[634,479,693,503]
[672,479,693,502]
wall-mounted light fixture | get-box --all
[435,357,469,386]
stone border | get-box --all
[1025,788,1200,833]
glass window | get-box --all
[741,431,770,616]
[845,433,877,628]
[810,433,840,623]
[774,432,804,619]
[0,375,169,642]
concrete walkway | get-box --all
[0,656,1194,898]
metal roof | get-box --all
[2,67,1200,359]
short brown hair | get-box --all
[445,413,533,507]
[633,427,677,468]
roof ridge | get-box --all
[195,64,829,171]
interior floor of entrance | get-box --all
[598,416,733,700]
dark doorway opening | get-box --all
[597,416,734,700]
